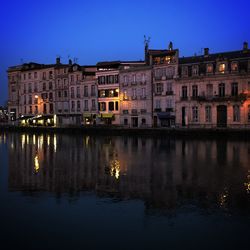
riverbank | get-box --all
[1,124,250,138]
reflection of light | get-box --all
[33,134,36,145]
[244,170,250,193]
[38,135,43,149]
[21,134,25,149]
[219,189,228,207]
[34,154,40,173]
[53,135,57,152]
[47,135,50,146]
[85,136,90,146]
[110,160,120,179]
[26,135,29,144]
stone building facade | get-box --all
[119,66,152,127]
[7,41,250,129]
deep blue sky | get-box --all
[1,0,250,105]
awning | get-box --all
[83,113,92,118]
[18,115,34,120]
[100,113,114,118]
[157,112,175,119]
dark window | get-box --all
[115,101,119,111]
[219,83,225,97]
[109,102,114,111]
[231,82,238,96]
[192,85,198,97]
[182,86,187,98]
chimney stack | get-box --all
[168,41,173,50]
[69,59,72,65]
[243,41,248,51]
[204,48,209,57]
[56,57,60,64]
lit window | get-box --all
[233,105,240,122]
[192,106,199,122]
[219,63,225,73]
[231,62,238,71]
[207,64,213,73]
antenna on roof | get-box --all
[73,57,78,64]
[144,35,151,47]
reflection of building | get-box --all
[8,133,250,211]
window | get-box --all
[71,75,74,82]
[142,88,146,98]
[166,82,172,92]
[71,101,75,111]
[192,85,198,98]
[91,85,96,96]
[29,106,32,114]
[42,72,46,79]
[205,106,211,122]
[43,82,46,91]
[166,99,173,109]
[49,103,53,113]
[84,100,88,110]
[156,100,161,109]
[231,82,238,96]
[206,84,213,97]
[218,83,225,97]
[99,90,106,98]
[156,83,163,93]
[84,86,88,97]
[35,106,38,114]
[49,82,53,90]
[58,91,61,98]
[142,73,145,82]
[193,65,199,75]
[49,92,53,100]
[219,63,225,73]
[99,102,106,111]
[28,73,31,79]
[29,95,32,104]
[77,101,80,110]
[123,75,128,85]
[231,62,238,71]
[24,74,26,80]
[182,86,187,99]
[192,106,198,122]
[64,91,68,97]
[132,88,137,99]
[182,66,188,76]
[28,83,32,93]
[233,105,240,122]
[71,87,75,98]
[109,102,114,111]
[115,101,118,111]
[92,99,96,110]
[43,104,47,114]
[34,72,37,78]
[123,90,128,100]
[207,64,213,73]
[124,118,128,125]
[132,74,136,84]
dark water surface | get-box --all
[0,132,249,250]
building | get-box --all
[7,41,250,129]
[146,42,179,127]
[119,65,153,127]
[175,42,250,128]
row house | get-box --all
[119,66,152,127]
[175,43,250,128]
[148,42,179,127]
[96,61,144,125]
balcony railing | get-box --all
[181,96,188,101]
[154,108,162,112]
[166,91,174,95]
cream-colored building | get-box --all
[175,43,250,128]
[119,66,152,127]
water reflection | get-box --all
[6,133,250,213]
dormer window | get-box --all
[231,62,238,72]
[182,66,188,76]
[192,65,199,76]
[207,64,213,73]
[219,63,225,73]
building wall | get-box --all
[119,67,152,127]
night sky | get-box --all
[1,0,250,105]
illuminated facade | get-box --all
[119,66,153,127]
[175,43,250,128]
[7,41,250,128]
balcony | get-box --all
[166,91,174,95]
[194,93,248,102]
[141,109,147,114]
[180,96,188,101]
[131,109,138,115]
[154,108,162,112]
[155,92,163,96]
[166,108,173,112]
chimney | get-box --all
[69,59,72,65]
[204,48,209,57]
[168,41,173,50]
[56,57,60,64]
[243,41,248,51]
